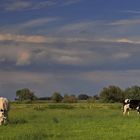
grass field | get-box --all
[0,102,140,140]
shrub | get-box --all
[63,95,77,103]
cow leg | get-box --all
[123,104,130,116]
[136,106,140,115]
[3,110,8,124]
[127,109,130,115]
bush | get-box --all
[99,85,124,103]
[63,95,77,103]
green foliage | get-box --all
[99,85,124,103]
[124,85,140,100]
[51,92,63,102]
[16,88,37,101]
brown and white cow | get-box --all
[0,97,10,125]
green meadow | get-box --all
[0,102,140,140]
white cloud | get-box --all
[98,38,140,44]
[116,38,134,43]
[53,55,82,65]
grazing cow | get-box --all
[0,97,10,125]
[123,99,140,115]
[0,111,6,125]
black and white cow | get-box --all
[123,99,140,115]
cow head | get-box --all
[124,99,130,104]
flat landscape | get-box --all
[0,102,140,140]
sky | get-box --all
[1,0,140,99]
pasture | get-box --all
[0,102,140,140]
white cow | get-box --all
[0,97,10,125]
[0,111,6,125]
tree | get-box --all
[16,88,37,101]
[51,92,63,102]
[124,86,140,100]
[99,85,124,103]
[78,94,89,100]
[93,95,99,100]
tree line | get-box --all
[15,85,140,103]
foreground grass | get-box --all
[0,102,140,140]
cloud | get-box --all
[113,52,131,59]
[0,70,50,85]
[0,45,32,66]
[1,68,140,100]
[116,38,134,43]
[0,16,59,34]
[0,15,140,67]
[60,0,83,6]
[0,33,102,44]
[82,70,140,87]
[0,33,139,67]
[0,69,84,99]
[19,17,59,29]
[58,22,94,32]
[98,38,139,44]
[0,69,56,99]
[2,17,139,46]
[109,19,140,25]
[4,0,31,11]
[16,51,31,66]
[122,10,140,14]
[52,55,83,65]
[2,0,83,12]
[0,33,47,43]
[0,58,5,62]
[2,0,56,11]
